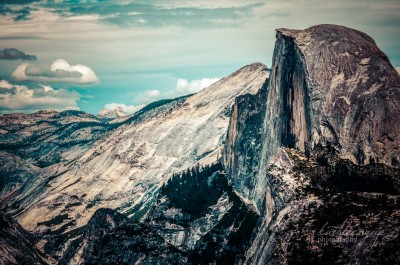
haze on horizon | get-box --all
[0,0,399,114]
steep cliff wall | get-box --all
[223,80,269,211]
[263,24,400,168]
[224,24,400,213]
[220,24,400,264]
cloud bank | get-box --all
[0,80,80,113]
[0,48,37,61]
[26,1,262,28]
[11,59,99,84]
[176,77,220,95]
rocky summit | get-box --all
[269,25,400,168]
[224,24,400,264]
[1,24,400,264]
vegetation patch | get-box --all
[160,162,224,218]
[158,162,260,264]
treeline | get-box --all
[161,162,224,218]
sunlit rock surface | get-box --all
[262,24,400,169]
[0,63,268,239]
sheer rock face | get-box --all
[265,24,400,168]
[221,24,400,263]
[223,80,269,212]
[224,24,400,212]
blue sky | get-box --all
[0,0,399,114]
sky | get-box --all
[0,0,399,114]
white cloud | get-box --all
[0,80,80,113]
[39,84,54,92]
[146,89,160,98]
[175,77,220,95]
[0,80,15,89]
[134,89,161,104]
[11,59,99,84]
[102,103,143,114]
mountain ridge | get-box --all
[0,63,269,248]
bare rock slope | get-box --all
[1,63,269,239]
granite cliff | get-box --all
[223,24,400,264]
[224,24,400,212]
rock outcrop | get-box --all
[245,148,400,264]
[98,106,129,119]
[59,208,187,265]
[223,81,269,212]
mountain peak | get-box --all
[221,62,268,84]
[98,106,128,118]
[239,62,267,72]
